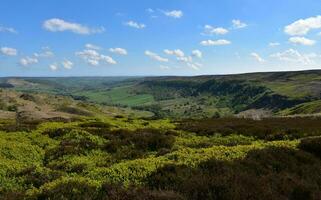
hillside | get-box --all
[2,70,320,118]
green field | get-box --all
[75,86,154,106]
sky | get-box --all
[1,0,321,77]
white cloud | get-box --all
[124,21,146,29]
[289,37,316,46]
[269,42,280,47]
[163,10,183,18]
[85,43,101,50]
[49,63,58,71]
[164,49,185,57]
[76,49,116,66]
[203,25,229,35]
[0,26,17,34]
[250,52,265,63]
[192,50,202,58]
[20,57,38,66]
[177,56,193,63]
[146,8,154,13]
[270,49,318,65]
[109,48,128,55]
[160,65,170,70]
[200,39,231,46]
[101,55,117,65]
[43,18,105,35]
[88,59,99,66]
[232,19,247,29]
[62,60,73,69]
[0,47,17,56]
[145,50,168,62]
[187,62,202,70]
[34,50,54,58]
[284,16,321,36]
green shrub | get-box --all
[16,166,64,188]
[44,130,102,162]
[31,177,100,200]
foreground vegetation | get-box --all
[0,115,321,199]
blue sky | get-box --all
[1,0,321,76]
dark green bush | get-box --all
[16,166,64,188]
[98,183,184,200]
[147,147,321,200]
[299,136,321,158]
[177,117,321,140]
[42,127,74,138]
[103,128,175,159]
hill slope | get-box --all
[1,70,321,118]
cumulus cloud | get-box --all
[163,10,183,18]
[289,37,316,46]
[85,43,101,50]
[270,49,318,65]
[109,48,128,55]
[124,21,146,29]
[145,50,168,62]
[200,39,231,46]
[203,25,229,35]
[62,60,73,69]
[192,50,202,58]
[232,19,247,29]
[269,42,280,47]
[0,26,17,34]
[0,47,17,56]
[49,63,58,71]
[164,49,185,57]
[43,18,105,35]
[76,49,116,66]
[250,52,265,63]
[284,16,321,36]
[20,57,38,66]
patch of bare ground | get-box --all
[236,109,273,120]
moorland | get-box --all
[0,70,321,199]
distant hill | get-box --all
[1,70,321,118]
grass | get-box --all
[75,86,154,106]
[278,100,321,115]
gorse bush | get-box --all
[44,130,102,163]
